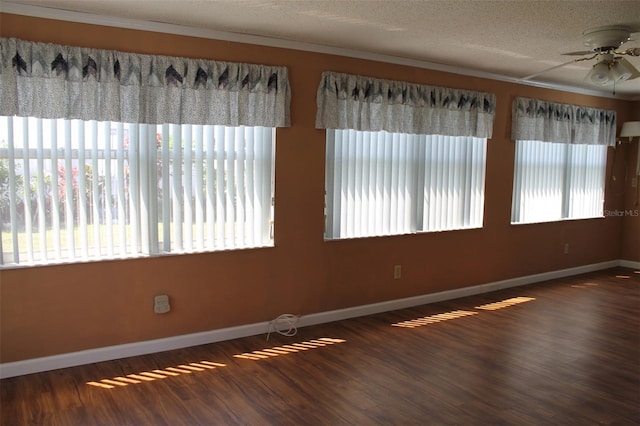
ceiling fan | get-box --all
[522,25,640,88]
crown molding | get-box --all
[1,2,637,101]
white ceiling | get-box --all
[4,0,640,99]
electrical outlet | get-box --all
[394,265,402,279]
[154,294,171,314]
[632,177,638,188]
[563,243,569,255]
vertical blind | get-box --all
[325,129,486,239]
[0,116,274,266]
[511,140,606,223]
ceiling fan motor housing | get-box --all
[582,25,631,52]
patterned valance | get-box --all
[511,97,616,146]
[0,37,291,127]
[315,71,496,138]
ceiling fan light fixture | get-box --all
[611,57,639,82]
[586,61,612,85]
[608,63,628,82]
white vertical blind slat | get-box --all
[21,118,34,262]
[77,122,89,257]
[7,118,20,263]
[204,125,215,249]
[325,130,337,238]
[373,132,385,235]
[115,122,127,257]
[389,133,400,235]
[194,125,205,250]
[345,131,356,237]
[245,128,256,246]
[214,126,225,249]
[102,121,114,257]
[382,132,393,235]
[399,134,408,231]
[415,134,426,231]
[171,124,183,251]
[342,130,351,236]
[128,124,140,255]
[139,124,150,254]
[35,119,47,261]
[225,127,236,248]
[160,124,171,252]
[63,120,75,259]
[183,125,193,252]
[147,125,159,253]
[90,121,101,257]
[236,127,246,246]
[259,127,274,243]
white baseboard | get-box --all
[0,259,626,379]
[298,260,621,328]
[619,259,640,269]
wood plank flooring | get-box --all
[1,267,639,425]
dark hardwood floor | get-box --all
[2,267,639,425]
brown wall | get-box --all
[0,13,636,363]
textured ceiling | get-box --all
[3,0,640,98]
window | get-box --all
[325,129,487,239]
[315,72,496,240]
[0,116,275,266]
[511,139,607,224]
[509,98,614,224]
[0,37,290,267]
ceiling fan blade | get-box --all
[521,57,592,81]
[562,50,594,56]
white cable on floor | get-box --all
[266,314,299,341]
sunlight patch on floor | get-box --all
[233,338,346,361]
[571,282,600,288]
[87,361,227,389]
[391,310,478,328]
[475,297,535,311]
